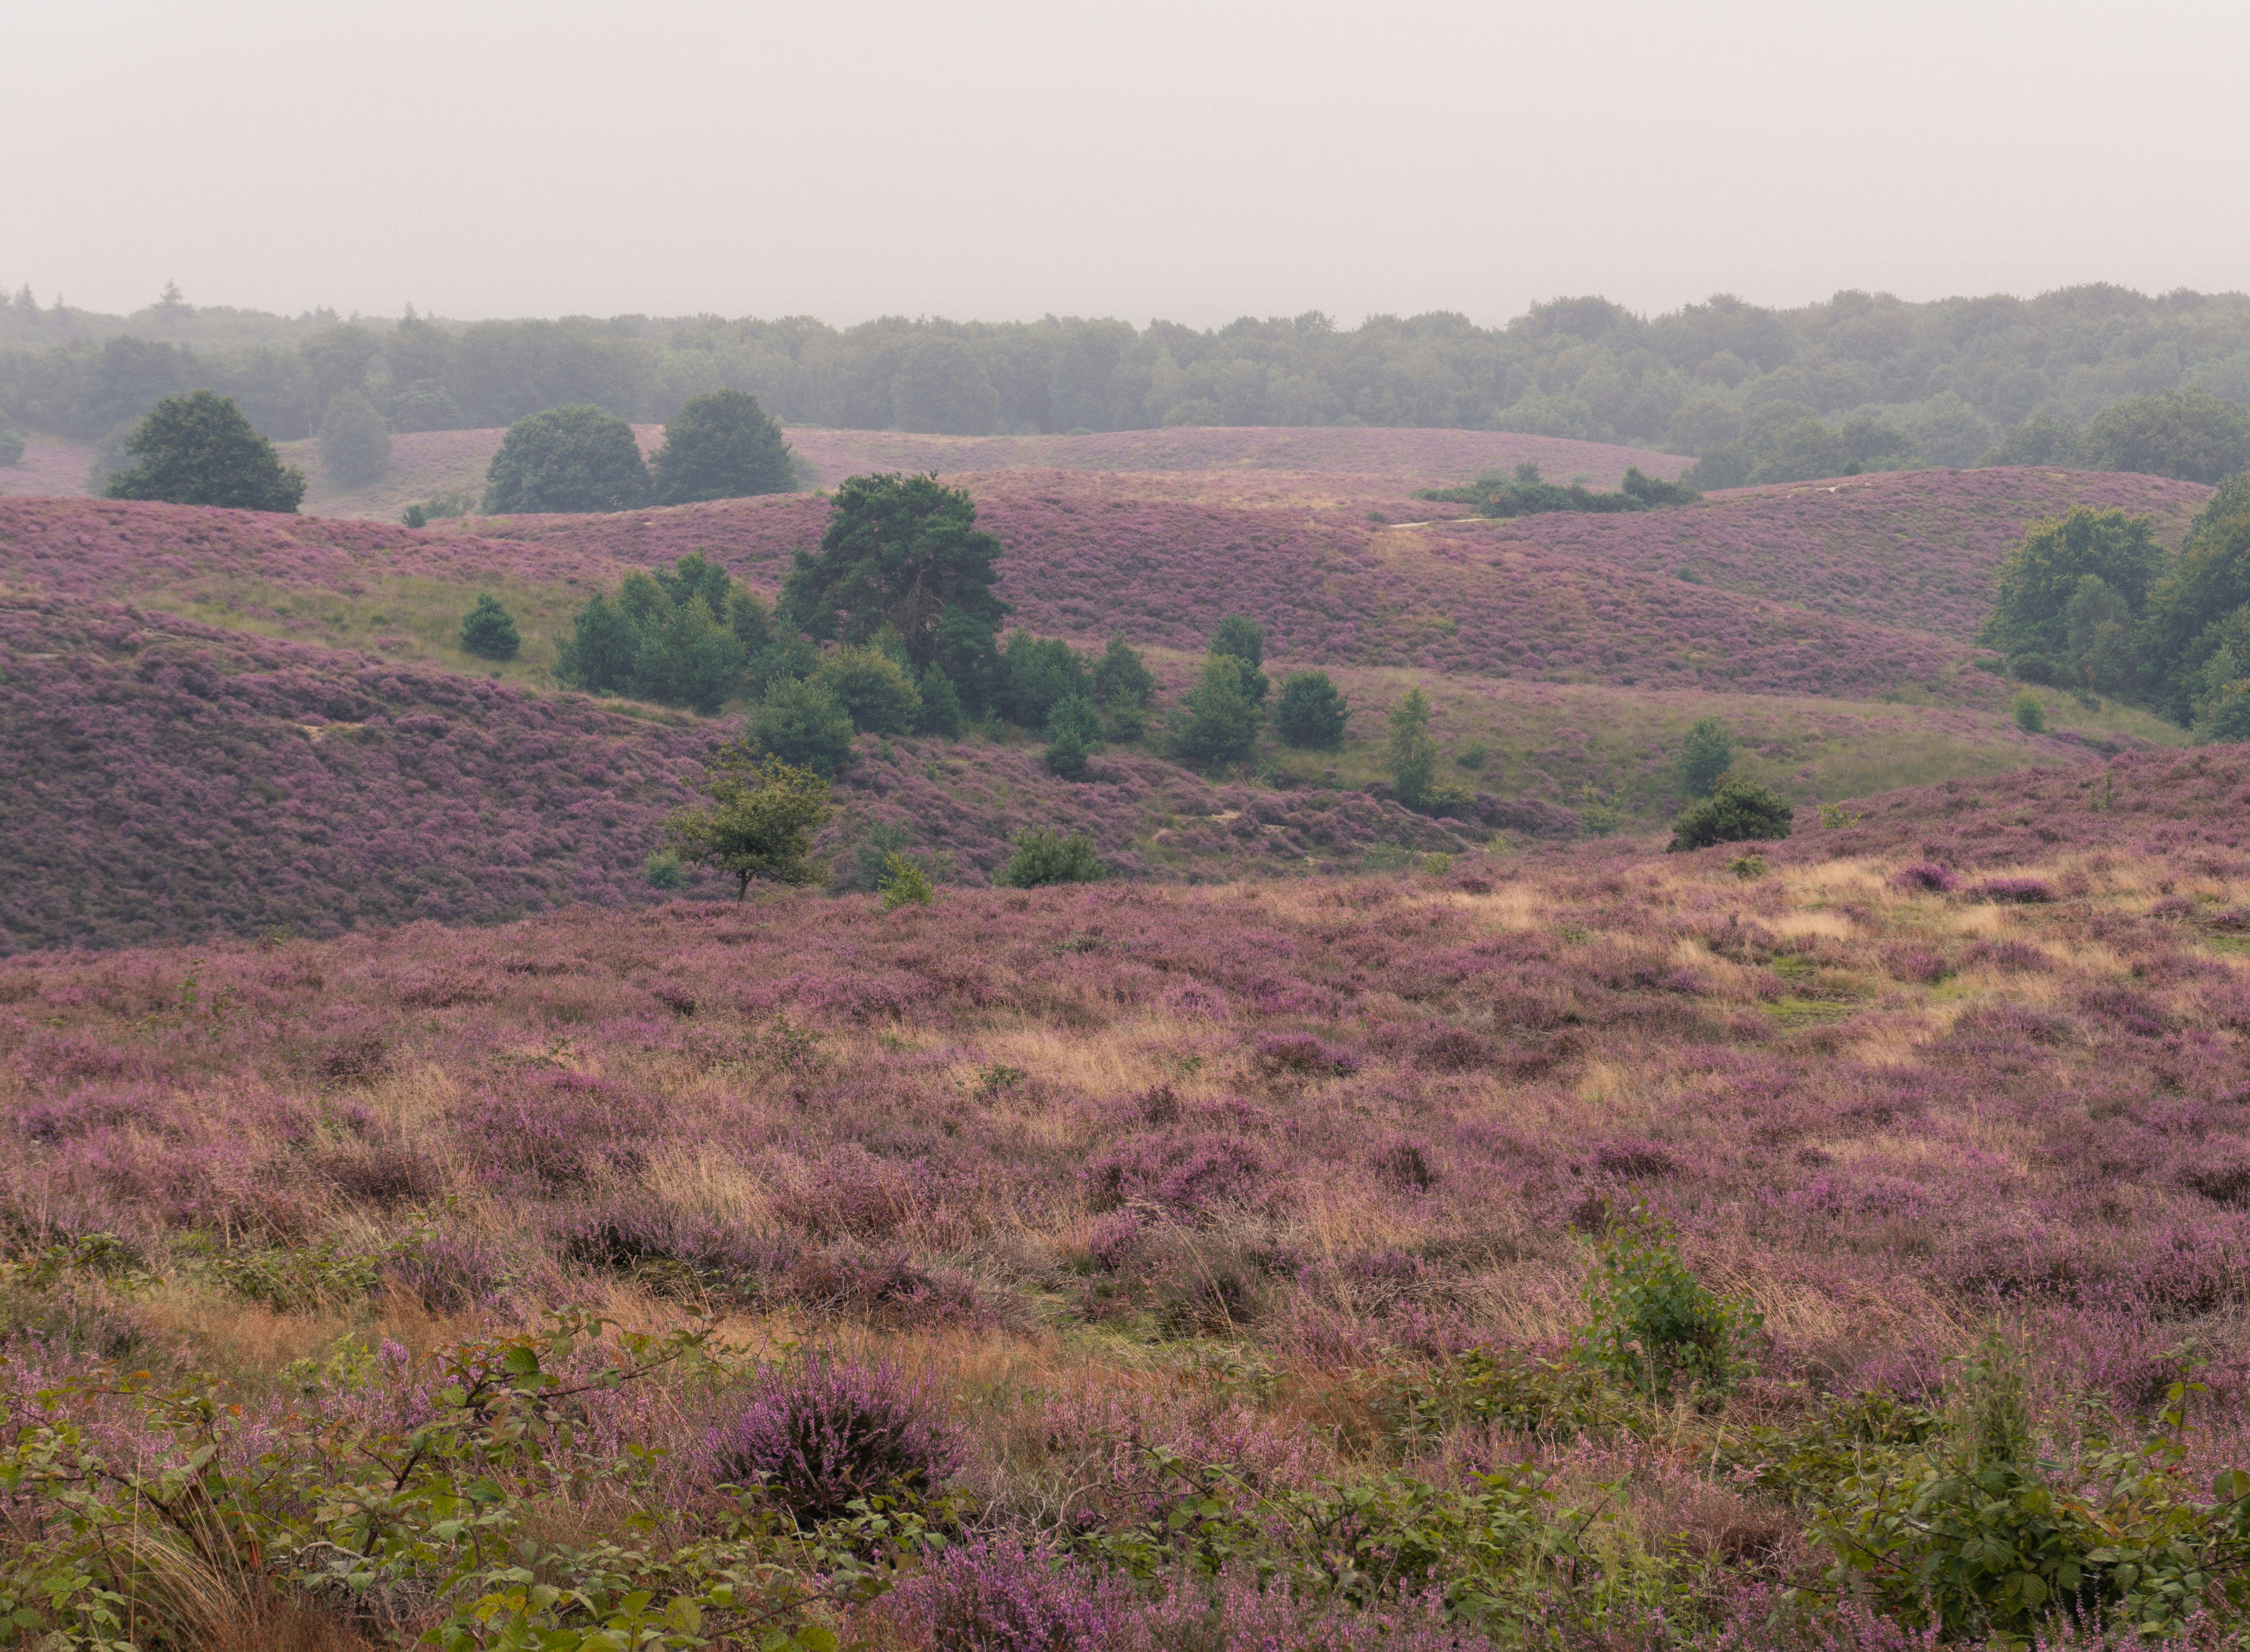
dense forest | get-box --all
[4,281,2249,466]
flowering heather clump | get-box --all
[1891,862,1960,893]
[703,1355,962,1524]
[1972,876,2058,904]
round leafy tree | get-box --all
[104,390,305,512]
[319,390,392,487]
[481,404,650,514]
[663,747,833,900]
[1273,670,1347,750]
[458,594,521,660]
[651,389,795,504]
[1666,778,1795,852]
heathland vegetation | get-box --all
[4,289,2250,1646]
[8,283,2250,488]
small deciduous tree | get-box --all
[458,594,521,660]
[2011,689,2047,733]
[1676,717,1733,798]
[664,748,832,900]
[999,631,1091,728]
[1666,778,1795,852]
[914,666,965,737]
[1274,670,1348,750]
[104,391,306,512]
[319,390,391,486]
[1386,687,1440,809]
[1979,506,2164,670]
[482,404,650,514]
[999,829,1101,887]
[1170,653,1263,767]
[651,389,795,504]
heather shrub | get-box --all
[1892,862,1960,893]
[1274,670,1348,750]
[1575,1211,1762,1401]
[704,1354,962,1525]
[1666,777,1794,852]
[1000,828,1101,888]
[873,1539,1109,1652]
[1973,876,2056,904]
[481,403,649,513]
[457,593,520,661]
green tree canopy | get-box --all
[1978,507,2166,667]
[1273,670,1348,750]
[748,677,855,774]
[2145,475,2250,720]
[999,631,1090,728]
[1667,777,1795,852]
[651,389,795,504]
[663,748,832,899]
[1210,615,1269,702]
[779,473,1011,691]
[0,423,26,467]
[1385,686,1441,809]
[1043,694,1101,780]
[458,594,521,661]
[1089,633,1156,741]
[811,644,922,734]
[482,404,651,513]
[1677,717,1734,798]
[1170,652,1263,767]
[553,552,764,712]
[104,390,305,512]
[999,828,1102,887]
[2082,388,2250,484]
[319,389,391,487]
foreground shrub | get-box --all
[1576,1211,1762,1402]
[1892,861,1960,893]
[1000,828,1101,887]
[1972,876,2056,904]
[705,1354,963,1525]
[1666,777,1795,851]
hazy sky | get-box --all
[5,0,2244,329]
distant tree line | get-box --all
[7,282,2250,483]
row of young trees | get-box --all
[1979,475,2250,740]
[479,392,793,514]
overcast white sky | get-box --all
[3,0,2243,329]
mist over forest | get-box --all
[5,281,2250,481]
